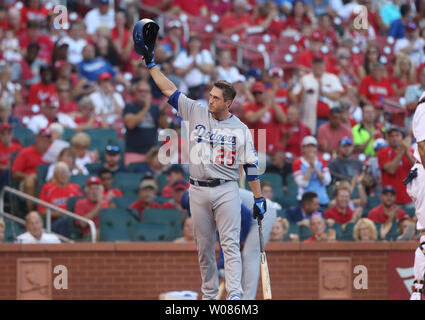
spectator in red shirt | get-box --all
[130,178,164,221]
[172,0,208,17]
[98,168,123,202]
[0,123,22,188]
[377,126,415,206]
[283,0,312,33]
[163,180,189,210]
[74,176,110,241]
[297,30,332,73]
[28,65,57,106]
[244,81,287,152]
[268,67,290,109]
[38,161,83,235]
[318,13,340,49]
[303,214,336,243]
[19,20,53,65]
[254,1,281,37]
[368,185,408,224]
[20,0,50,24]
[56,80,79,117]
[11,128,51,210]
[162,164,186,197]
[206,0,231,16]
[325,183,362,226]
[280,106,311,158]
[317,107,353,155]
[220,0,252,37]
[74,96,107,130]
[110,9,132,65]
[359,62,394,107]
[160,20,185,58]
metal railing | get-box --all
[0,186,97,243]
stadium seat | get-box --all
[288,221,299,237]
[141,208,183,239]
[70,174,93,188]
[156,173,169,194]
[342,222,356,241]
[245,173,283,199]
[366,195,381,210]
[126,162,146,173]
[113,196,138,209]
[130,223,174,241]
[98,208,139,241]
[152,196,172,204]
[405,207,415,218]
[299,225,312,241]
[84,128,118,143]
[112,172,144,190]
[120,185,139,197]
[36,164,50,197]
[13,126,34,147]
[85,163,103,175]
[375,222,399,241]
[276,209,285,218]
[66,196,85,212]
[3,218,25,243]
[277,195,299,209]
[327,223,343,241]
[62,128,76,142]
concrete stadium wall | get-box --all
[0,242,417,300]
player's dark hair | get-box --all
[301,192,318,205]
[213,80,236,102]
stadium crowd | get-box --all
[0,0,423,243]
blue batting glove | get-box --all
[253,197,267,220]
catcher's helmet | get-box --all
[132,18,160,56]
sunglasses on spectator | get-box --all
[340,138,352,146]
[253,91,263,95]
[106,145,120,153]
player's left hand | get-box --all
[253,197,267,220]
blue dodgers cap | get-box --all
[99,0,109,4]
[382,185,396,195]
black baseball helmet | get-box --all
[132,18,160,56]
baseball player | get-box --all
[182,188,276,300]
[132,19,267,300]
[406,92,425,300]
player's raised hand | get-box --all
[253,197,267,220]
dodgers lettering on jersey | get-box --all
[176,92,258,181]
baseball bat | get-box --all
[217,280,225,300]
[258,217,272,300]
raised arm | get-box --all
[148,65,177,98]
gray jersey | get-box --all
[177,93,258,181]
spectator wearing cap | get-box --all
[292,56,344,134]
[394,21,425,67]
[328,136,363,182]
[352,104,385,157]
[173,34,214,100]
[160,19,185,57]
[130,178,164,221]
[74,176,110,240]
[12,128,52,210]
[317,107,353,155]
[163,180,190,216]
[280,106,311,158]
[359,62,394,108]
[217,50,245,84]
[57,21,88,65]
[297,30,333,73]
[98,168,123,202]
[244,81,287,151]
[28,65,57,106]
[0,123,22,188]
[219,0,252,37]
[0,63,22,106]
[389,4,413,40]
[0,98,21,128]
[27,96,77,134]
[368,185,409,225]
[71,132,98,173]
[292,136,331,208]
[89,71,125,125]
[19,20,54,65]
[38,161,83,236]
[162,164,186,197]
[269,67,291,110]
[100,145,126,175]
[74,96,108,130]
[78,44,117,83]
[123,82,165,165]
[265,144,292,191]
[84,0,115,35]
[377,125,415,207]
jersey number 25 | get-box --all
[215,148,236,166]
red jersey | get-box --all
[28,82,57,106]
[110,27,131,48]
[38,182,83,213]
[161,185,173,198]
[130,200,165,221]
[368,204,408,224]
[359,75,394,105]
[0,142,22,168]
[174,0,206,16]
[58,101,78,114]
[103,189,123,198]
[11,145,47,175]
[73,116,104,129]
[20,6,50,24]
[283,16,311,32]
[220,12,252,36]
[297,50,334,73]
[272,88,289,110]
[19,33,53,64]
[74,198,109,233]
[244,102,285,151]
[377,146,413,204]
[324,206,354,225]
[280,122,311,158]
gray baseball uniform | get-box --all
[238,189,276,300]
[168,90,258,300]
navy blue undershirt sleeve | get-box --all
[167,90,181,111]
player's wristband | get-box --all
[147,61,156,69]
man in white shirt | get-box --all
[27,96,77,134]
[16,211,61,244]
[84,0,115,35]
[292,56,344,134]
[394,22,425,67]
[89,72,124,125]
[57,21,87,65]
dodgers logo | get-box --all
[192,124,236,147]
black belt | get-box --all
[189,178,231,187]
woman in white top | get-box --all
[45,147,88,182]
[70,132,98,173]
[173,34,214,100]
